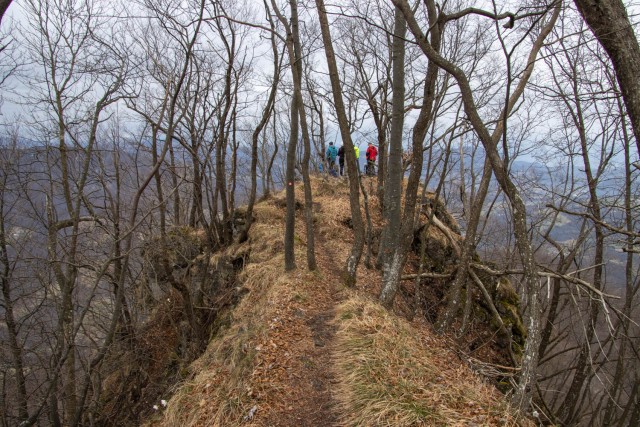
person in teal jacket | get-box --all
[326,142,338,176]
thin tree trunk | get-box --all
[213,16,237,245]
[239,3,279,243]
[558,60,605,425]
[189,148,201,227]
[266,117,278,197]
[290,0,317,270]
[380,0,440,308]
[284,88,298,271]
[229,110,238,219]
[377,6,406,283]
[168,137,181,225]
[603,91,635,426]
[270,0,300,271]
[0,205,28,421]
[437,156,491,330]
[315,0,364,285]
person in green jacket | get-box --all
[354,145,360,173]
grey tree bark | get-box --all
[573,0,640,157]
[379,0,441,309]
[315,0,364,285]
[378,6,406,307]
[270,0,299,271]
[555,45,606,425]
[0,142,28,422]
[289,0,317,271]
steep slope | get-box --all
[144,177,531,426]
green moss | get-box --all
[341,270,357,287]
[291,291,308,303]
[340,310,354,320]
[495,277,519,305]
[496,380,512,394]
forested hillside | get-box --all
[0,0,638,426]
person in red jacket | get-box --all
[365,142,378,175]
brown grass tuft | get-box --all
[333,293,530,426]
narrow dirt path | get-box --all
[251,220,346,427]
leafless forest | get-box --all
[0,0,638,425]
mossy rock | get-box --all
[489,277,527,350]
[420,194,461,234]
[495,277,519,306]
[412,225,457,273]
[143,226,206,274]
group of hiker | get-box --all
[325,142,378,176]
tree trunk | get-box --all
[168,136,181,225]
[0,209,28,422]
[603,92,635,426]
[558,60,605,424]
[290,0,317,270]
[229,109,238,220]
[380,6,418,306]
[239,4,279,243]
[377,6,406,285]
[437,156,492,331]
[315,0,365,285]
[266,117,278,197]
[270,0,301,272]
[573,0,640,157]
[379,0,440,309]
[284,83,298,271]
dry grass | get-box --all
[333,293,530,427]
[147,177,533,427]
[151,184,324,427]
[150,195,292,427]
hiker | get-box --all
[326,142,338,176]
[365,142,378,175]
[354,145,360,172]
[337,145,345,176]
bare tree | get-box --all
[377,6,407,302]
[315,0,365,285]
[530,13,639,423]
[0,134,29,423]
[391,0,561,413]
[238,0,281,243]
[270,0,317,271]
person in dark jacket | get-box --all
[337,145,345,176]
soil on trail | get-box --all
[248,235,346,427]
